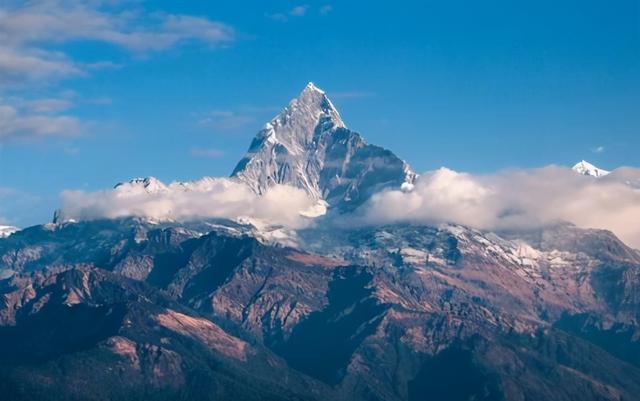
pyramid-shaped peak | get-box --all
[293,81,337,113]
[572,160,610,177]
[302,81,325,94]
[231,83,415,209]
[266,82,345,138]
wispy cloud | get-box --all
[289,5,309,17]
[0,187,17,197]
[0,46,83,85]
[0,1,235,50]
[0,97,84,141]
[25,98,73,113]
[0,1,234,84]
[63,146,80,155]
[319,5,333,16]
[190,147,225,158]
[267,5,310,21]
[0,0,235,142]
[85,60,123,71]
[590,145,605,154]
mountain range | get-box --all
[1,84,639,401]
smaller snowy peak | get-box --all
[114,177,169,194]
[110,176,240,197]
[0,225,19,238]
[572,160,610,177]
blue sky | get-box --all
[0,0,639,227]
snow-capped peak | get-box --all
[572,160,610,177]
[248,82,346,156]
[114,177,168,193]
[0,225,19,238]
[231,82,416,210]
[303,81,325,94]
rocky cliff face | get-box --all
[0,264,338,401]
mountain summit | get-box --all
[231,83,415,210]
[572,160,610,177]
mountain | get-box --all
[3,218,640,401]
[231,82,416,211]
[572,160,610,177]
[2,84,640,401]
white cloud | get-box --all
[0,98,83,140]
[590,146,605,154]
[0,0,234,84]
[0,0,234,141]
[289,5,309,17]
[355,166,640,248]
[0,46,83,84]
[53,164,640,248]
[267,5,310,21]
[26,98,73,113]
[85,60,122,71]
[63,146,80,155]
[0,1,235,50]
[58,178,318,229]
[319,5,333,16]
[0,187,17,197]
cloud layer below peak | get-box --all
[58,177,318,229]
[55,165,640,249]
[355,166,640,248]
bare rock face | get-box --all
[0,265,338,401]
